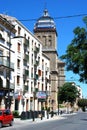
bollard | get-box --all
[41,115,42,120]
[47,112,49,119]
[49,111,53,118]
[32,111,35,121]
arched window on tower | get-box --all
[48,35,52,47]
[43,36,47,46]
[48,40,52,47]
[37,36,40,39]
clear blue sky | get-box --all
[0,0,87,97]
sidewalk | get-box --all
[14,113,73,124]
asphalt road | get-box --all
[2,112,87,130]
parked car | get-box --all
[0,109,14,128]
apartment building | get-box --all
[0,15,16,109]
[71,82,83,99]
[0,14,51,114]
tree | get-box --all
[60,16,87,83]
[59,82,79,104]
[77,98,87,111]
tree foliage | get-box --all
[77,98,87,107]
[59,82,79,104]
[77,98,87,111]
[60,16,87,83]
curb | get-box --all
[14,115,66,124]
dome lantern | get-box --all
[34,9,56,30]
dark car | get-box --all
[0,109,14,128]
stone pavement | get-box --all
[14,113,77,124]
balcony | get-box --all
[31,73,33,78]
[23,69,29,76]
[45,67,49,72]
[34,74,38,80]
[34,46,39,53]
[0,33,5,41]
[6,83,15,90]
[34,60,39,66]
[24,85,28,92]
[24,54,29,61]
[0,58,14,71]
[24,39,29,47]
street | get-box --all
[2,112,87,130]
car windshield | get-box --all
[0,111,2,116]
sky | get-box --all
[0,0,87,97]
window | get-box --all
[48,35,52,46]
[17,59,20,68]
[0,50,3,62]
[31,82,33,93]
[31,54,33,64]
[17,76,20,85]
[0,26,4,31]
[42,60,44,70]
[17,43,20,52]
[48,40,52,46]
[0,50,3,56]
[38,70,41,76]
[43,36,46,46]
[23,59,27,66]
[18,26,21,35]
[32,40,33,51]
[37,36,40,39]
[31,68,33,78]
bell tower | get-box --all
[34,9,57,50]
[34,9,65,111]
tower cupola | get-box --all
[34,9,56,32]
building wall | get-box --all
[0,13,65,113]
[0,15,16,110]
[0,14,51,114]
[34,28,65,111]
[34,31,57,49]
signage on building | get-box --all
[14,92,21,100]
[37,91,47,99]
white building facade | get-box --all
[0,14,51,114]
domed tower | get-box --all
[34,9,57,50]
[34,9,65,111]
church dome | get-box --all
[34,9,56,29]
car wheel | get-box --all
[10,120,14,126]
[0,122,2,128]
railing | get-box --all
[24,39,29,47]
[34,46,39,53]
[0,58,14,69]
[24,54,29,61]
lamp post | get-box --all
[58,70,60,115]
[22,96,25,111]
[7,34,11,109]
[58,86,60,115]
[32,91,35,121]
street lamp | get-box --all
[32,91,35,121]
[58,68,64,115]
[58,86,60,115]
[58,70,60,115]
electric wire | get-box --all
[16,13,87,22]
